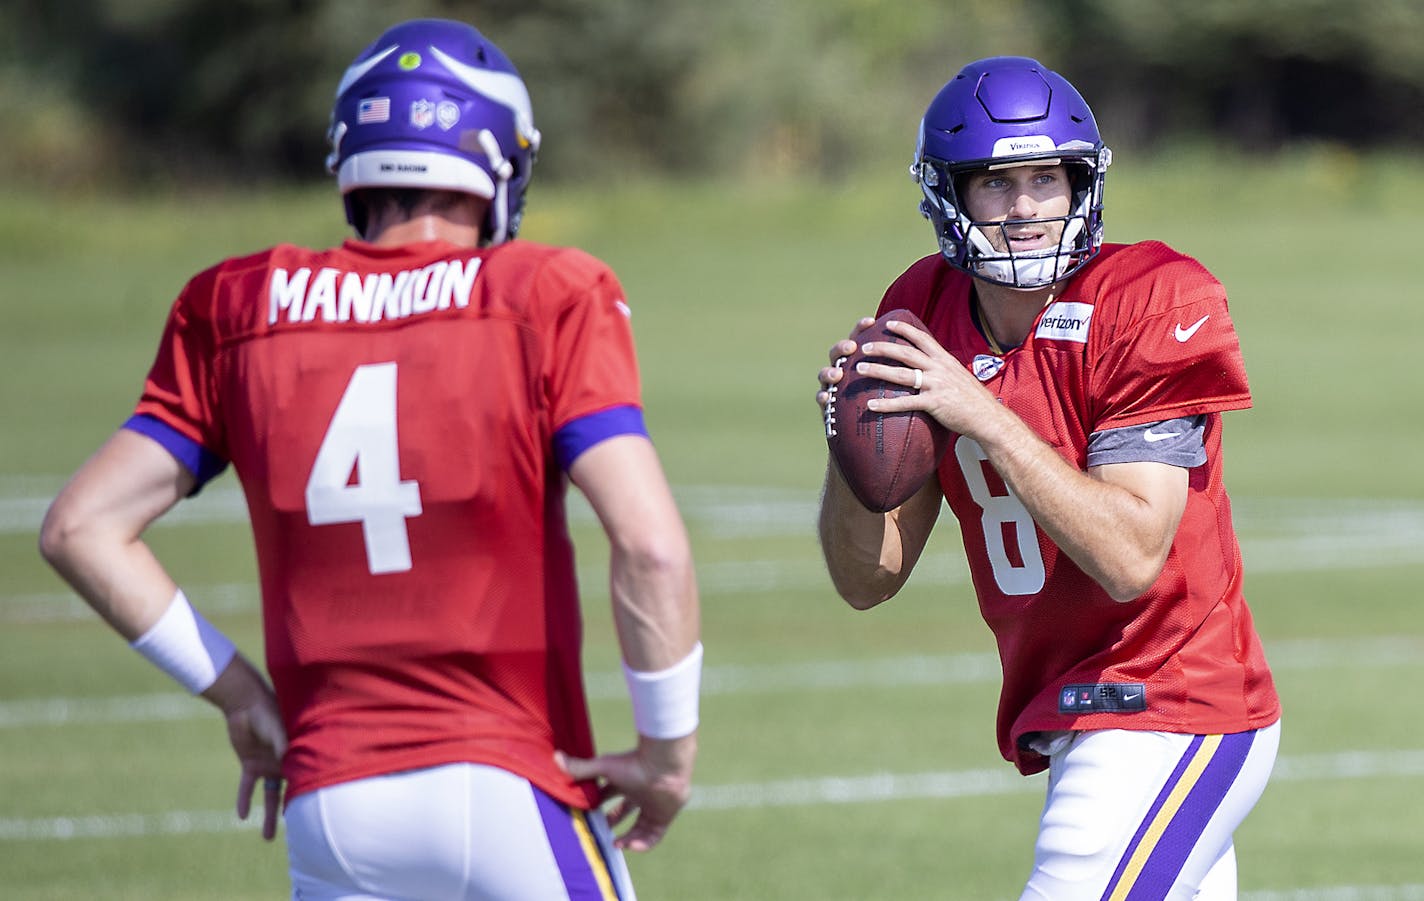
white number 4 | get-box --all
[305,362,423,574]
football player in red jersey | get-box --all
[816,57,1280,899]
[40,19,700,899]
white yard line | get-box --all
[5,484,1424,629]
[5,487,1424,626]
[689,748,1424,810]
[4,482,1424,544]
[1242,888,1424,901]
[0,748,1420,845]
[2,636,1420,731]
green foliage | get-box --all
[1059,0,1424,149]
[4,0,1424,189]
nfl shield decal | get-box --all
[410,99,436,129]
[972,354,1005,381]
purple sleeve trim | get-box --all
[123,415,228,491]
[554,405,648,471]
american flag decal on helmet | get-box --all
[356,97,390,124]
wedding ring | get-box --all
[912,369,923,390]
[264,777,282,791]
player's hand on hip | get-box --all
[204,655,289,841]
[557,733,696,852]
[227,697,287,840]
[817,316,878,409]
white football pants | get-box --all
[285,762,635,901]
[1021,721,1281,901]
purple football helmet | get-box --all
[910,57,1111,289]
[326,19,541,245]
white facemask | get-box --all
[962,216,1086,289]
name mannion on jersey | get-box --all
[268,259,483,325]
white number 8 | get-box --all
[305,362,423,574]
[953,436,1045,596]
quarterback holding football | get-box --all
[816,57,1281,898]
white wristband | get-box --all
[622,641,703,740]
[129,589,237,695]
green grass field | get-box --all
[3,148,1424,898]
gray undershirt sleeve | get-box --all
[1086,415,1207,468]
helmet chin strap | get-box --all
[476,129,515,245]
[965,216,1086,289]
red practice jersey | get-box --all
[131,238,647,808]
[878,242,1280,775]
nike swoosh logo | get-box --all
[1174,314,1210,342]
[1143,428,1179,443]
[1122,693,1140,701]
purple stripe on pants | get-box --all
[1100,735,1204,899]
[1122,730,1255,900]
[533,788,619,901]
[1098,730,1257,900]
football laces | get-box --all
[823,355,846,438]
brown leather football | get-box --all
[825,309,950,512]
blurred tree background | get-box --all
[3,0,1423,191]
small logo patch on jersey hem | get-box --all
[1034,302,1093,343]
[1059,683,1146,713]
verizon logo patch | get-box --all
[1034,301,1094,343]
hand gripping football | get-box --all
[824,309,950,513]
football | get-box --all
[825,309,950,513]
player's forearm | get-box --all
[39,430,194,636]
[39,497,178,639]
[972,408,1176,601]
[568,435,700,668]
[817,462,923,608]
[608,535,700,671]
[41,504,263,711]
[608,529,702,745]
